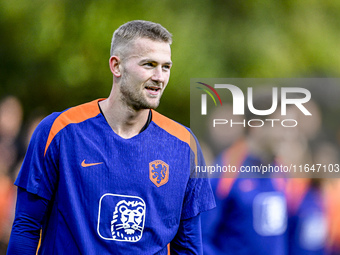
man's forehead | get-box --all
[132,37,170,47]
[127,38,171,58]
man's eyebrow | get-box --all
[139,59,172,65]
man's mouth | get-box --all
[145,86,161,91]
[145,85,161,95]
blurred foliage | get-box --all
[1,0,340,126]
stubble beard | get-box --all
[119,77,161,111]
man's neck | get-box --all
[98,98,150,139]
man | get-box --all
[7,20,215,254]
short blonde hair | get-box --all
[110,20,172,57]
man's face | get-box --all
[118,37,172,110]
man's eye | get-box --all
[162,65,171,71]
[144,63,154,67]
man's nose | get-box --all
[151,66,165,83]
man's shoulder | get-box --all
[52,99,101,125]
[151,110,195,143]
[40,99,102,127]
[44,99,100,129]
[150,110,202,166]
[37,99,102,156]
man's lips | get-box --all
[145,85,161,95]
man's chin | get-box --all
[146,102,160,110]
[145,98,161,110]
[133,100,160,111]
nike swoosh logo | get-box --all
[81,160,103,167]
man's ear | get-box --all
[109,56,121,77]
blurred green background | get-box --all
[1,0,340,126]
[1,2,340,252]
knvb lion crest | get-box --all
[111,199,145,242]
[97,194,146,242]
[149,160,169,187]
